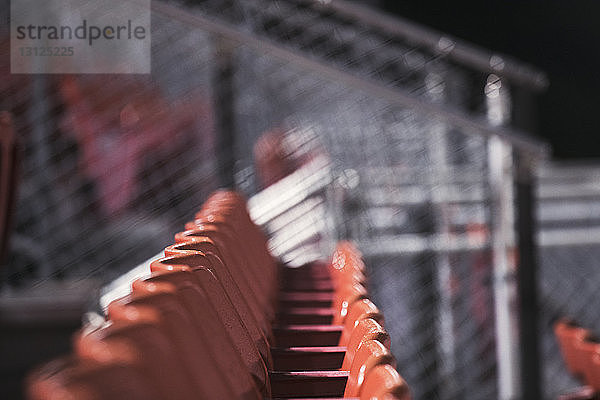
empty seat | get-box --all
[195,210,277,286]
[330,243,367,289]
[344,339,396,398]
[196,192,277,287]
[575,333,600,391]
[26,356,162,400]
[332,282,369,326]
[271,318,389,373]
[75,318,198,400]
[163,240,272,342]
[150,256,273,367]
[110,288,235,394]
[555,319,589,377]
[174,227,275,322]
[360,364,411,400]
[132,270,270,395]
[342,318,390,371]
[339,298,384,346]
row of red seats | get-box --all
[555,320,600,399]
[26,190,410,399]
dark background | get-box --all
[377,0,600,159]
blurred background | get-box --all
[380,0,600,159]
[1,0,599,399]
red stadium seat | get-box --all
[150,256,273,368]
[131,270,270,395]
[342,318,390,371]
[339,298,384,346]
[75,318,198,400]
[26,356,162,400]
[174,227,276,322]
[574,333,600,392]
[344,339,396,398]
[332,282,369,326]
[331,243,367,296]
[555,320,588,378]
[163,240,272,340]
[107,290,252,399]
[360,364,411,400]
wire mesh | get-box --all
[2,1,583,400]
[535,163,600,399]
[213,14,500,400]
[2,5,220,284]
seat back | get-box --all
[575,333,600,390]
[150,256,272,368]
[202,190,270,256]
[360,364,411,400]
[340,298,384,346]
[76,319,197,400]
[163,241,271,341]
[555,320,588,376]
[344,339,396,398]
[330,243,367,288]
[133,270,269,396]
[26,356,162,400]
[332,282,368,326]
[195,207,275,276]
[342,318,390,371]
[107,290,239,399]
[197,219,277,306]
[174,228,273,318]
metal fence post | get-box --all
[486,74,521,400]
[515,152,542,400]
[213,36,237,188]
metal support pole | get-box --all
[515,153,541,400]
[425,68,457,400]
[213,36,236,188]
[485,74,520,400]
[488,136,520,400]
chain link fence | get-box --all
[4,1,598,399]
[1,5,222,284]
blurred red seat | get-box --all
[360,364,411,400]
[175,227,276,323]
[332,282,369,326]
[150,255,272,368]
[132,270,270,396]
[26,356,162,400]
[344,339,396,398]
[574,333,600,392]
[107,289,249,399]
[342,318,390,371]
[164,240,271,336]
[339,298,384,346]
[75,317,197,400]
[555,319,588,378]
